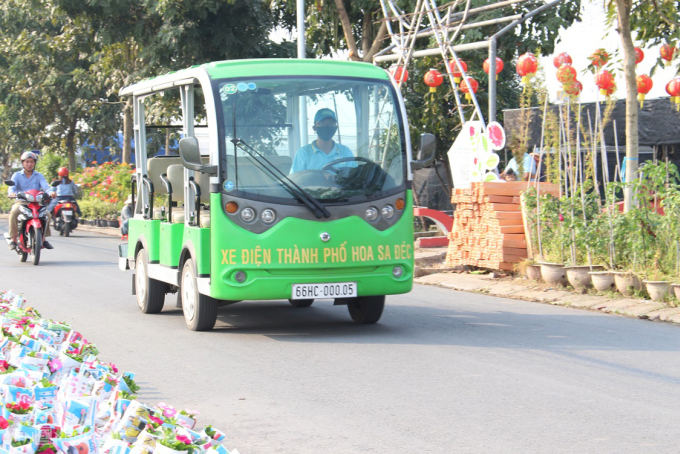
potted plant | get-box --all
[154,428,195,454]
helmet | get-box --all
[58,167,69,177]
[20,151,38,162]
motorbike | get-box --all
[3,180,56,265]
[52,197,79,237]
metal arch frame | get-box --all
[376,0,565,125]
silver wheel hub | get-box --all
[182,266,196,321]
[136,256,147,307]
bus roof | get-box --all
[120,59,390,97]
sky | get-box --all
[541,0,677,103]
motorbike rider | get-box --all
[7,151,56,250]
[48,167,81,216]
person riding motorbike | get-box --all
[7,151,56,250]
[48,167,81,216]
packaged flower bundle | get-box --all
[0,290,237,454]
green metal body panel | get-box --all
[205,59,390,81]
[208,193,414,300]
[128,219,161,262]
[159,222,184,267]
[184,226,211,276]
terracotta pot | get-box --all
[526,265,542,281]
[614,272,643,296]
[589,271,615,292]
[539,262,568,287]
[566,265,605,289]
[644,281,671,302]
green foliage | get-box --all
[36,153,70,182]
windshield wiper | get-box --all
[230,138,331,219]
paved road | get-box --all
[1,219,680,453]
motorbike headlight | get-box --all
[19,206,33,218]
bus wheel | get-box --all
[288,299,314,308]
[135,248,165,314]
[347,296,385,324]
[181,258,217,331]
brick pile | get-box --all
[445,181,559,271]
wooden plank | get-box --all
[499,226,525,234]
[502,247,528,256]
[490,203,520,211]
[484,195,515,203]
[501,234,526,241]
[493,212,523,220]
[503,240,527,248]
[520,193,534,259]
[497,219,524,226]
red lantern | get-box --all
[667,76,680,110]
[553,52,572,68]
[391,66,408,84]
[637,74,653,108]
[460,77,479,102]
[516,53,538,84]
[634,47,644,65]
[483,57,504,80]
[423,68,443,93]
[449,59,467,84]
[564,80,583,97]
[589,49,610,68]
[594,70,615,96]
[556,64,577,85]
[661,43,675,66]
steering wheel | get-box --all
[321,156,372,173]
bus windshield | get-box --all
[215,77,406,204]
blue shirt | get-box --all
[290,141,355,173]
[8,170,54,197]
[56,179,78,197]
[504,153,537,178]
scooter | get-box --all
[3,180,55,265]
[52,197,79,237]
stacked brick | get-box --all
[445,181,559,271]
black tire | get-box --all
[180,258,218,331]
[30,229,41,266]
[64,221,70,237]
[347,295,385,324]
[288,299,314,308]
[19,250,27,262]
[135,248,165,313]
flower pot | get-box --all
[614,272,643,296]
[566,265,604,289]
[97,219,107,227]
[672,284,680,301]
[539,262,568,287]
[589,271,615,292]
[526,265,542,281]
[644,281,671,302]
[108,220,120,228]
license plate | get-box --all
[62,210,73,215]
[291,282,357,299]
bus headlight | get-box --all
[365,207,379,222]
[381,204,395,220]
[392,266,404,278]
[234,271,246,283]
[240,207,256,222]
[261,209,276,224]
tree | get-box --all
[608,0,679,210]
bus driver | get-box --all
[290,108,356,173]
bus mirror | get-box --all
[179,137,217,175]
[410,133,436,171]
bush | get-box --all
[36,152,70,182]
[71,162,135,219]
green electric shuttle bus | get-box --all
[118,59,435,331]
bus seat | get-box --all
[147,156,183,195]
[200,213,211,228]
